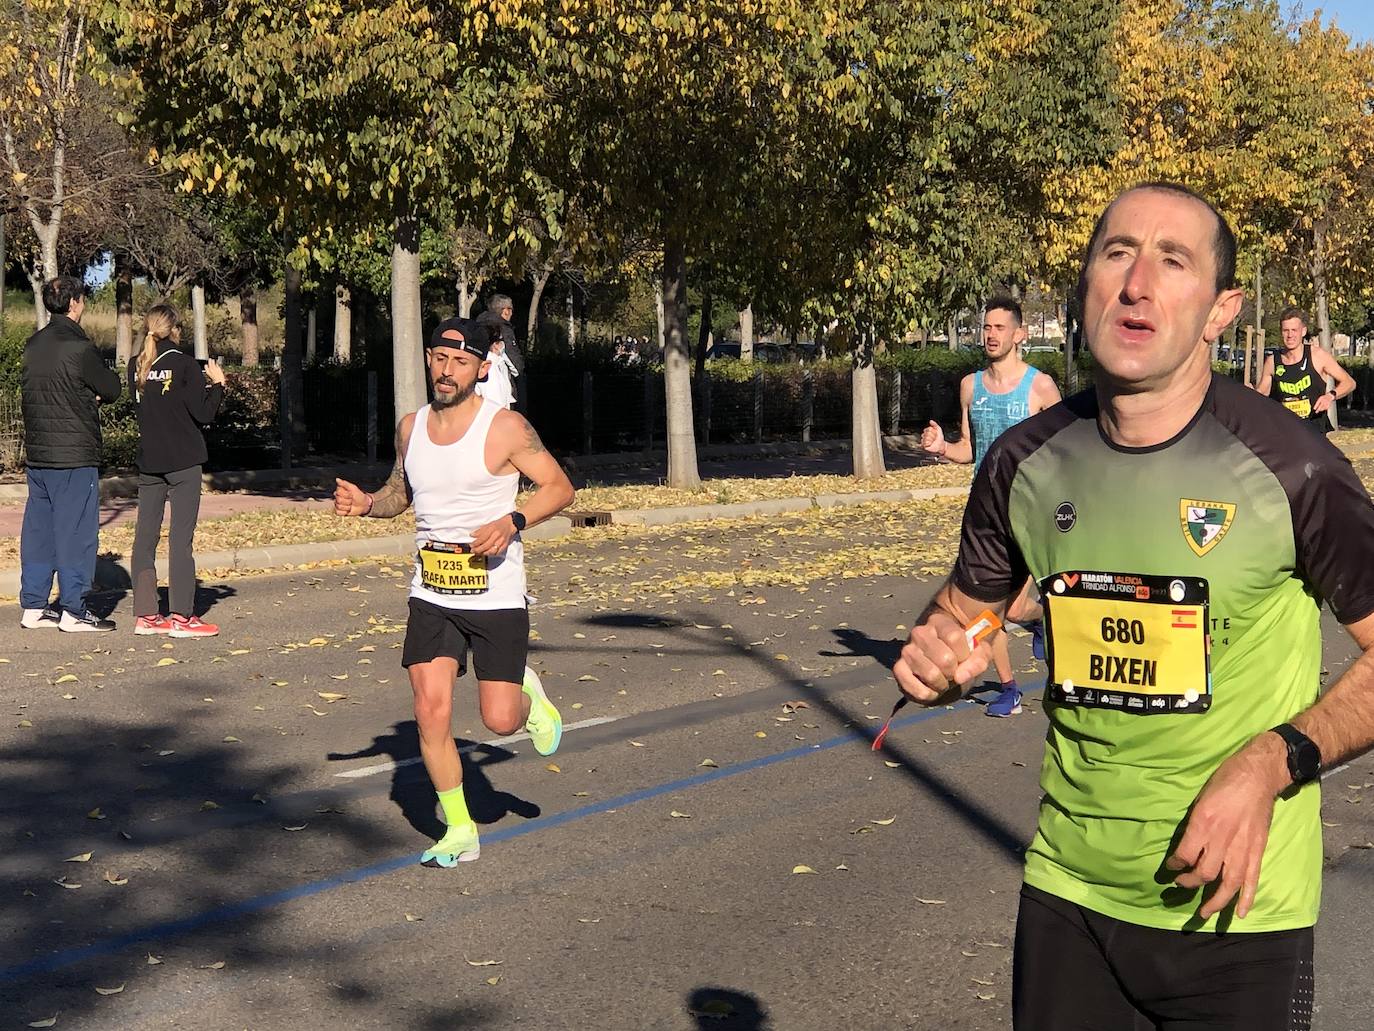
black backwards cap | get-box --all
[427,317,488,357]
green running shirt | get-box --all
[952,374,1374,932]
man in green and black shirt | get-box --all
[894,182,1374,1030]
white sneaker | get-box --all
[20,606,61,630]
[58,610,116,633]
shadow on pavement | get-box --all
[822,626,903,668]
[83,579,237,621]
[686,986,771,1029]
[0,702,447,1026]
[328,722,540,838]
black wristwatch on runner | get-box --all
[1270,723,1322,785]
[509,511,527,532]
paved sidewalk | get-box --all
[0,441,939,538]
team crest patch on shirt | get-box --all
[1179,500,1237,557]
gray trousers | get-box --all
[131,465,202,618]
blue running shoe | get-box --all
[1027,620,1046,662]
[986,685,1023,718]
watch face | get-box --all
[1294,738,1322,782]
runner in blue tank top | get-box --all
[921,296,1061,715]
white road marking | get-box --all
[1322,762,1350,781]
[333,716,621,779]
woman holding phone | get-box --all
[127,304,226,637]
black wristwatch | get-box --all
[509,511,527,532]
[1271,723,1322,786]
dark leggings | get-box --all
[1014,884,1314,1031]
[131,465,202,618]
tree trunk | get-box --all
[1312,220,1333,353]
[333,284,352,363]
[1253,257,1264,386]
[240,279,260,367]
[662,234,700,489]
[305,302,318,364]
[852,330,886,478]
[946,311,958,351]
[739,303,754,360]
[458,268,475,318]
[191,283,209,360]
[29,267,47,330]
[527,267,552,347]
[281,266,307,467]
[392,214,427,419]
[567,291,577,350]
[114,253,134,366]
[654,280,666,355]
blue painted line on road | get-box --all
[0,684,1042,983]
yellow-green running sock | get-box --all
[437,785,471,827]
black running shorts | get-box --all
[401,598,529,684]
[1013,884,1314,1030]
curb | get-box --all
[0,463,393,502]
[0,486,970,596]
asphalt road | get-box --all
[1,507,1371,1031]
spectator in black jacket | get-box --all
[127,304,226,638]
[20,275,122,632]
[476,294,525,410]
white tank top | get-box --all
[405,401,526,610]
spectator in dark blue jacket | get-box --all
[20,275,122,632]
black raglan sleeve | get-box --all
[1291,447,1374,626]
[178,357,224,426]
[950,442,1029,603]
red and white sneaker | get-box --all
[134,614,173,635]
[168,614,219,638]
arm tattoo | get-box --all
[522,418,547,456]
[367,423,412,518]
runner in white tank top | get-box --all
[334,316,575,868]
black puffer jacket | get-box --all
[22,314,123,468]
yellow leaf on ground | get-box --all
[86,808,105,820]
[94,984,124,996]
[317,692,347,702]
[103,870,128,886]
[55,674,78,684]
[465,957,502,967]
[915,897,947,905]
[65,852,92,863]
[791,865,818,875]
[199,961,225,970]
[404,912,423,922]
[545,763,561,773]
[577,675,599,682]
[754,731,767,739]
[146,954,162,964]
[228,648,250,655]
[486,976,501,986]
[223,736,240,743]
[883,760,901,768]
[699,758,718,768]
[283,822,308,831]
[155,657,179,667]
[200,801,220,811]
[329,673,349,681]
[670,810,692,818]
[871,817,896,826]
[27,1017,57,1028]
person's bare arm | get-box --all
[1312,347,1355,413]
[1254,355,1274,396]
[469,413,575,556]
[1165,611,1374,920]
[334,414,414,518]
[1030,372,1063,414]
[922,375,975,464]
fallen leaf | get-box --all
[485,976,501,986]
[228,648,251,655]
[52,877,81,889]
[572,791,590,797]
[199,800,220,811]
[871,817,896,827]
[65,852,92,863]
[791,865,818,875]
[86,808,105,820]
[94,984,124,996]
[222,736,240,743]
[27,1017,57,1028]
[670,810,692,819]
[754,731,767,739]
[976,992,996,1001]
[630,740,646,747]
[155,657,179,667]
[577,675,599,682]
[317,692,347,702]
[146,954,163,965]
[199,961,225,970]
[545,763,562,773]
[915,897,947,905]
[103,870,128,886]
[329,673,349,681]
[577,918,601,924]
[405,912,423,922]
[883,760,901,769]
[54,674,78,684]
[699,758,719,768]
[465,957,503,967]
[283,822,309,832]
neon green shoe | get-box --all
[522,666,562,756]
[420,821,480,868]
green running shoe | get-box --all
[522,666,562,756]
[420,821,480,868]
